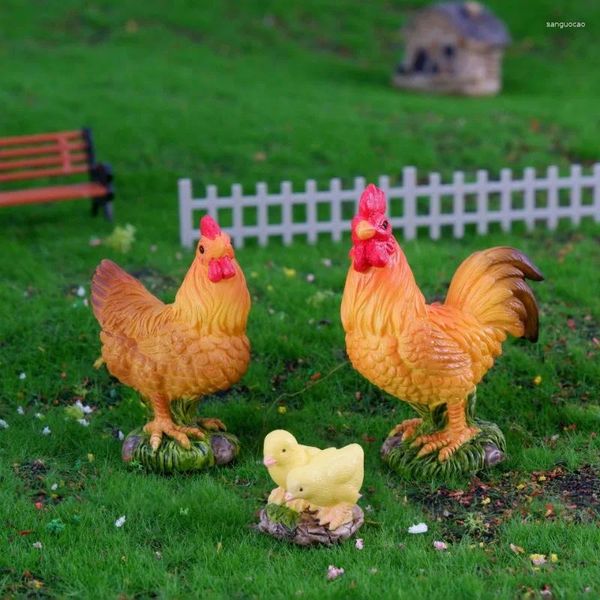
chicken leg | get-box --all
[411,399,479,462]
[144,394,205,451]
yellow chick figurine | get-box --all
[263,430,321,505]
[285,443,364,530]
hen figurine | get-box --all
[92,215,251,473]
[341,184,543,479]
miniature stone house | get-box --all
[393,2,510,96]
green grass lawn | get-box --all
[1,1,600,598]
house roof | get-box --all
[416,2,510,47]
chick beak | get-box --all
[355,220,376,240]
[263,456,277,467]
[284,492,294,502]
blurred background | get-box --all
[1,0,598,239]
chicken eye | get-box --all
[199,245,205,254]
[281,448,287,453]
[381,220,389,230]
[299,487,303,492]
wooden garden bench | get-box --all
[0,128,115,219]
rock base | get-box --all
[257,503,364,547]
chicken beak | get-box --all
[263,456,277,467]
[355,220,376,240]
[284,492,294,502]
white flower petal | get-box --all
[115,515,126,528]
[408,522,428,534]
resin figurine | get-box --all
[258,430,364,546]
[92,215,250,473]
[263,430,321,504]
[341,184,543,480]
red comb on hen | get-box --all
[358,184,387,218]
[200,215,221,239]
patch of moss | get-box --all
[265,503,301,529]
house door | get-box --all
[412,48,438,74]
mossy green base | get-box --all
[265,503,302,529]
[381,392,506,481]
[121,398,240,475]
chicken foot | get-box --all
[315,502,355,531]
[197,417,227,431]
[388,417,423,441]
[144,394,205,451]
[411,400,479,462]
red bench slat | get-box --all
[0,153,88,171]
[0,130,82,146]
[0,165,89,182]
[0,182,108,206]
[0,142,88,160]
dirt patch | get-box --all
[410,465,600,541]
[12,459,87,508]
[548,465,600,519]
[13,460,48,494]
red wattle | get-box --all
[219,256,236,279]
[208,259,223,282]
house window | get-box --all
[413,49,428,72]
[443,45,455,58]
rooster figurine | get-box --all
[92,215,251,473]
[341,184,543,479]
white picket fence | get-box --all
[178,164,600,248]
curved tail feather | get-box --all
[91,259,164,337]
[445,247,543,342]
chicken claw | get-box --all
[144,418,205,451]
[389,418,423,441]
[315,502,355,530]
[411,426,479,462]
[198,417,227,431]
